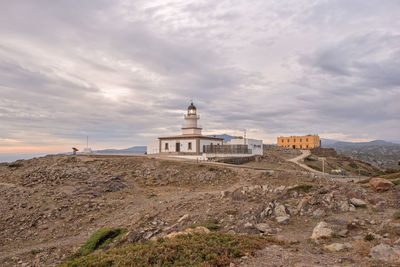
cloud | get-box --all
[0,0,399,153]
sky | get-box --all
[0,0,400,154]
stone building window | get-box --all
[188,142,192,150]
[165,143,169,150]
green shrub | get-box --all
[288,184,313,193]
[190,219,221,231]
[394,212,400,220]
[364,234,375,241]
[384,168,400,174]
[392,180,400,185]
[72,228,127,258]
[8,162,23,168]
[60,232,273,267]
[349,162,358,169]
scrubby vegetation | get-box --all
[190,219,221,231]
[59,232,269,267]
[69,228,127,259]
[8,162,23,168]
[288,184,313,193]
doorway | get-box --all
[176,142,180,152]
[292,145,296,149]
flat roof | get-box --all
[158,135,224,140]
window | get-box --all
[294,139,296,142]
[188,142,192,150]
[165,143,169,150]
[300,139,302,142]
[287,139,289,143]
[306,138,309,142]
[282,139,284,143]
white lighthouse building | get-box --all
[147,102,223,155]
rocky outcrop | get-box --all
[369,244,400,263]
[369,178,394,192]
[311,222,333,240]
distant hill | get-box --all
[322,139,400,168]
[95,146,147,154]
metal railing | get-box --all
[203,144,252,154]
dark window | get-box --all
[165,143,169,150]
[300,139,302,142]
[306,138,309,142]
[294,139,296,142]
[282,139,284,143]
[188,142,192,150]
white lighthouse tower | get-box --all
[182,102,202,135]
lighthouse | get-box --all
[182,102,202,135]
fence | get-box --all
[203,144,252,154]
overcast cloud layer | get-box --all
[1,0,400,153]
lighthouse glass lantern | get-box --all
[188,102,196,115]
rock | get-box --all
[369,244,400,263]
[324,242,352,252]
[274,204,289,217]
[165,226,210,239]
[394,238,400,245]
[276,216,290,224]
[244,222,253,229]
[350,198,367,207]
[178,214,190,223]
[311,222,333,240]
[337,229,349,237]
[255,223,272,233]
[312,208,325,218]
[274,186,286,193]
[395,228,400,236]
[369,178,394,192]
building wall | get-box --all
[147,140,160,154]
[277,135,321,149]
[160,139,197,153]
[228,138,263,155]
[200,139,223,153]
[182,128,202,135]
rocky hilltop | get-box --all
[0,152,400,266]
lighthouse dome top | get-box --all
[187,102,197,115]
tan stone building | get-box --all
[277,134,321,149]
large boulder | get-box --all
[311,222,333,240]
[369,178,394,192]
[369,244,400,263]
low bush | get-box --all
[394,212,400,220]
[60,232,271,267]
[349,162,358,169]
[70,228,127,259]
[288,184,313,193]
[364,234,375,241]
[8,162,23,168]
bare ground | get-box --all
[0,153,399,266]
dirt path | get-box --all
[287,150,319,173]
